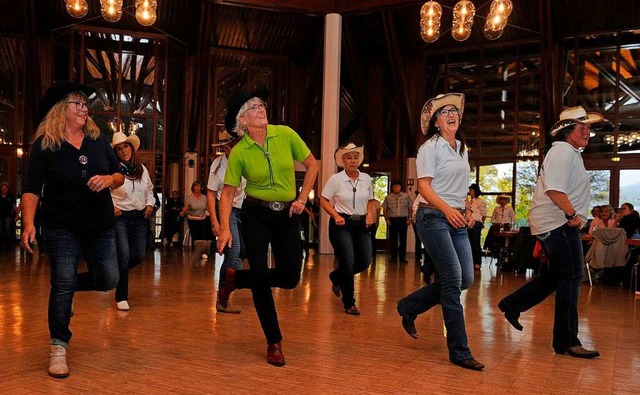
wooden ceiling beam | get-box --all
[210,0,424,15]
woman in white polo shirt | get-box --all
[397,93,484,371]
[320,143,376,316]
[498,106,603,359]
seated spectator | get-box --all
[617,202,640,239]
[588,204,616,235]
[583,206,601,233]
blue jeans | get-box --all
[114,212,147,302]
[219,207,244,286]
[328,215,372,309]
[235,200,303,345]
[43,226,119,347]
[501,224,583,350]
[398,207,474,362]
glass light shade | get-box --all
[135,0,158,26]
[65,0,88,19]
[101,0,123,23]
[490,0,513,18]
[451,1,475,41]
[420,1,442,43]
[484,0,512,40]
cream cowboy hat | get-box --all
[549,106,604,136]
[335,143,364,168]
[211,130,237,147]
[420,92,465,134]
[496,194,511,203]
[111,132,140,152]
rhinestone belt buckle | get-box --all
[269,201,285,211]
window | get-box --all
[587,169,611,209]
[619,169,640,207]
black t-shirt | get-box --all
[24,134,121,232]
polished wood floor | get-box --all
[1,245,639,394]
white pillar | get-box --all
[319,13,342,255]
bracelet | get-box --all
[565,211,578,220]
[296,199,306,206]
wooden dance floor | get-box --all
[1,246,639,394]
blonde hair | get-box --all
[233,97,264,137]
[34,93,101,151]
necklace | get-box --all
[348,178,359,209]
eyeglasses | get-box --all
[68,101,90,111]
[438,107,459,117]
[246,102,267,112]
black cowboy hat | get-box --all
[39,80,96,122]
[224,88,269,137]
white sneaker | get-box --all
[48,345,69,378]
[116,301,130,311]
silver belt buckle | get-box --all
[350,215,362,220]
[269,201,284,211]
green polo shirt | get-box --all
[224,124,311,202]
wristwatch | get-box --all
[565,211,578,220]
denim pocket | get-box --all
[536,231,551,241]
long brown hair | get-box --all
[418,106,467,156]
[34,92,100,151]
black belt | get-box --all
[119,209,146,218]
[418,203,466,215]
[338,212,364,221]
[245,195,292,212]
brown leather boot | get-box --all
[48,345,70,378]
[267,342,286,366]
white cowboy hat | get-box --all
[335,143,364,168]
[496,194,511,203]
[211,130,237,147]
[549,106,604,136]
[111,132,140,152]
[420,92,465,134]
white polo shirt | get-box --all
[207,154,246,209]
[416,135,470,209]
[470,197,487,222]
[321,170,373,216]
[528,141,590,235]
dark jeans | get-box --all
[328,215,372,309]
[235,200,303,345]
[389,216,408,260]
[500,224,583,350]
[369,222,379,256]
[398,208,474,362]
[467,222,484,267]
[43,226,119,347]
[163,215,181,245]
[413,223,426,262]
[114,212,147,302]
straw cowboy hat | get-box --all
[224,88,269,137]
[39,80,96,122]
[111,132,141,152]
[420,92,465,134]
[335,143,364,168]
[549,106,604,136]
[496,194,511,204]
[211,130,237,147]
